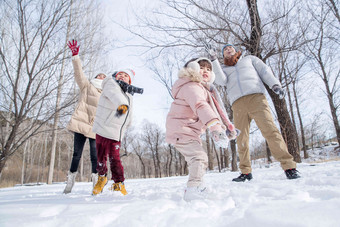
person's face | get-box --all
[223,46,236,59]
[116,72,131,84]
[200,65,212,83]
[96,74,106,80]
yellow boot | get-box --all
[110,182,128,195]
[92,175,108,195]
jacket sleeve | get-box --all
[250,56,280,88]
[72,55,91,90]
[181,83,219,126]
[212,59,227,86]
[101,77,130,107]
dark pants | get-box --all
[96,134,125,183]
[70,132,97,173]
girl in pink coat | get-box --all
[166,57,235,201]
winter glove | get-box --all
[207,121,228,148]
[116,105,129,117]
[211,130,229,148]
[272,84,285,99]
[226,128,241,140]
[67,39,80,56]
[204,42,218,61]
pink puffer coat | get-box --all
[166,66,222,144]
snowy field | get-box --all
[1,148,340,227]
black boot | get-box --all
[285,168,301,179]
[232,173,253,182]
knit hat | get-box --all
[115,69,135,84]
[221,44,236,57]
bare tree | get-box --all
[47,0,74,185]
[132,139,147,178]
[141,121,164,178]
[326,0,340,24]
[0,0,76,175]
[302,0,340,146]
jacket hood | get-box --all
[172,67,203,98]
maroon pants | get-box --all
[96,134,125,183]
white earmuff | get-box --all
[186,61,200,73]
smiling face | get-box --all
[115,72,131,84]
[198,60,212,83]
[223,45,236,59]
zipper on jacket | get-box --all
[119,93,130,141]
[235,65,244,96]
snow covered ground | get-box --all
[1,147,339,227]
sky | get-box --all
[102,0,172,131]
[0,145,339,227]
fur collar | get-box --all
[177,67,203,83]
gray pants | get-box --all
[175,140,208,187]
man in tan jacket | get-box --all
[63,40,106,194]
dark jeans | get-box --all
[70,132,97,173]
[96,134,125,182]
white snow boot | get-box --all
[183,185,209,202]
[63,171,77,194]
[91,173,98,189]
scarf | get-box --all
[224,51,242,66]
[90,78,103,90]
[206,84,235,131]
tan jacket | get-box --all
[67,56,102,139]
[92,77,133,141]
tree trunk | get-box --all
[206,132,214,170]
[155,149,162,178]
[179,151,183,175]
[246,0,262,56]
[266,86,301,162]
[168,145,173,176]
[246,0,301,163]
[21,141,29,185]
[151,151,158,178]
[285,73,300,152]
[47,0,73,184]
[231,140,238,171]
[266,141,272,163]
[220,148,224,169]
[293,81,308,158]
[321,69,340,146]
[213,144,221,172]
[225,148,230,168]
[37,137,44,184]
[137,156,146,178]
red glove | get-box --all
[67,39,79,56]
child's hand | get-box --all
[226,128,241,140]
[116,105,129,117]
[211,130,229,148]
